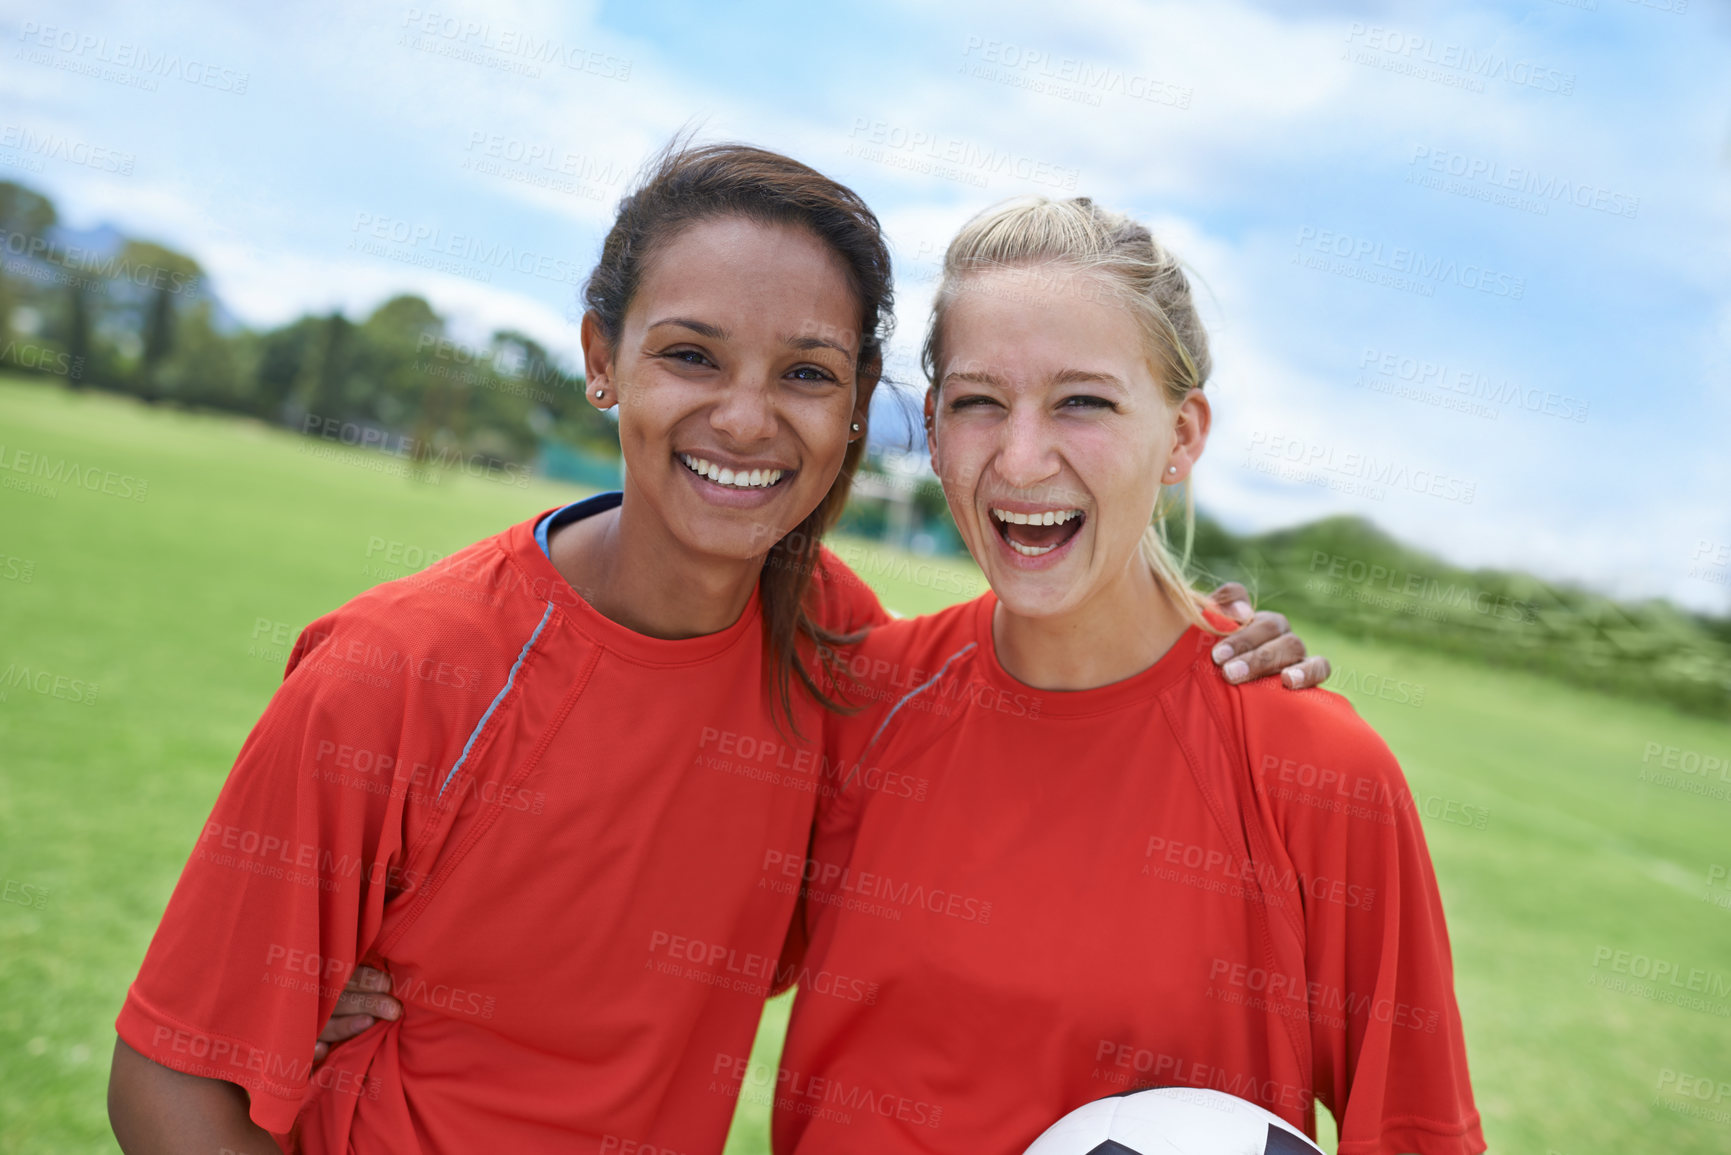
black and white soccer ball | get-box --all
[1023,1088,1325,1155]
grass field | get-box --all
[2,376,1729,1153]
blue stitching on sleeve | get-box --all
[439,600,557,798]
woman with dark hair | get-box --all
[106,145,1315,1155]
[107,141,899,1155]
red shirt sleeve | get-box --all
[1246,687,1485,1155]
[115,606,455,1134]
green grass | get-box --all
[2,377,1728,1153]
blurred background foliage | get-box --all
[0,180,619,476]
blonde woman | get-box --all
[772,198,1482,1155]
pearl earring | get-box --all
[1168,465,1177,474]
[592,387,605,399]
[851,422,861,432]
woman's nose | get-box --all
[995,409,1060,490]
[709,374,777,444]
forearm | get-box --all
[108,1038,282,1155]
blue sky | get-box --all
[2,0,1727,609]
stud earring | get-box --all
[1168,465,1178,474]
[851,422,861,433]
[593,387,605,399]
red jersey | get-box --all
[116,495,887,1153]
[773,593,1483,1155]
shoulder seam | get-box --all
[438,599,557,797]
[844,641,977,789]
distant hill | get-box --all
[1188,513,1731,717]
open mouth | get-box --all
[678,453,788,490]
[990,507,1085,558]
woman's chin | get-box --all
[983,569,1088,620]
[666,519,794,565]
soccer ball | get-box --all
[1023,1087,1325,1155]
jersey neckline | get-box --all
[962,591,1215,718]
[509,492,764,667]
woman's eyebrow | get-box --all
[943,369,1003,387]
[647,317,728,340]
[647,318,850,357]
[1050,368,1125,388]
[787,334,854,356]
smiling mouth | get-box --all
[990,507,1085,557]
[679,453,788,490]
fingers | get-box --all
[1204,582,1255,625]
[333,989,402,1021]
[1210,610,1291,678]
[1216,628,1304,685]
[312,966,400,1065]
[1206,607,1331,690]
[330,965,399,1023]
[1282,655,1332,690]
[316,1012,380,1048]
[348,965,393,993]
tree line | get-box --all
[0,179,617,468]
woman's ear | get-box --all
[1163,390,1211,484]
[923,387,941,472]
[851,352,882,443]
[579,311,618,411]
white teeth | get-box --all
[990,506,1082,557]
[679,454,784,489]
[991,507,1082,525]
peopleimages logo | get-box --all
[299,414,530,489]
[1357,347,1589,424]
[0,123,135,174]
[1294,227,1525,300]
[846,118,1080,191]
[958,36,1192,109]
[1307,549,1538,624]
[348,212,583,285]
[1245,431,1477,506]
[1343,23,1575,96]
[398,8,632,81]
[0,443,150,501]
[1407,145,1639,220]
[15,21,250,93]
[0,229,202,297]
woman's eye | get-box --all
[1061,394,1115,411]
[788,365,837,383]
[660,348,713,367]
[947,394,997,411]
